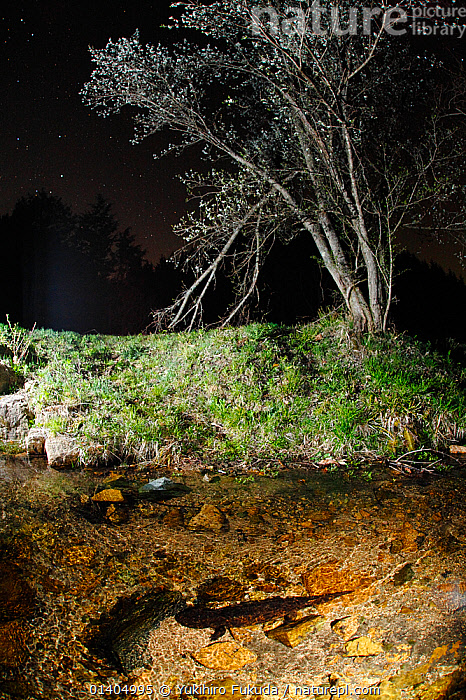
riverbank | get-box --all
[1,313,465,470]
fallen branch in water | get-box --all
[387,448,461,475]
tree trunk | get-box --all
[347,287,378,334]
[303,218,384,334]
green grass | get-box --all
[1,313,465,467]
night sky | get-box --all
[1,0,185,264]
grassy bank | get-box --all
[1,313,465,468]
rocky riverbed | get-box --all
[0,457,466,700]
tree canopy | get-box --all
[82,1,465,332]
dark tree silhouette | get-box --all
[0,191,177,334]
[72,194,118,274]
[392,253,466,345]
[0,191,76,328]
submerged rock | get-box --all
[187,504,229,531]
[265,614,325,647]
[331,615,360,642]
[138,477,190,501]
[91,488,125,503]
[191,641,257,670]
[161,507,185,527]
[345,636,384,657]
[393,563,415,586]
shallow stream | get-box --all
[1,456,466,699]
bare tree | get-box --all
[82,0,464,332]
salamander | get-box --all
[175,591,350,640]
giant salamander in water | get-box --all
[175,591,350,639]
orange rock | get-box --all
[345,636,384,656]
[301,561,375,608]
[331,615,360,641]
[91,488,124,502]
[265,614,325,647]
[187,504,229,531]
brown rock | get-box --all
[187,504,229,531]
[91,488,125,503]
[301,561,374,608]
[345,636,384,656]
[265,614,325,647]
[399,522,420,552]
[191,641,257,670]
[389,539,403,555]
[393,563,414,586]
